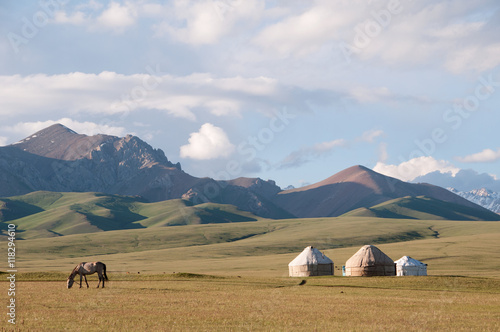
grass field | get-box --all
[3,192,500,330]
[3,274,500,331]
[12,216,500,277]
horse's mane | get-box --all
[69,263,81,277]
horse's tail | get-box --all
[103,263,109,281]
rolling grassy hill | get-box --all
[342,195,500,220]
[0,191,260,239]
[2,190,498,240]
[3,191,500,278]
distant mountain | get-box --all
[1,124,497,221]
[0,124,191,197]
[272,165,497,219]
[342,195,500,221]
[0,124,288,218]
[448,188,500,214]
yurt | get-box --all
[345,245,395,276]
[395,256,427,276]
[288,246,334,277]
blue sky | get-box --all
[1,0,500,190]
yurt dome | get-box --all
[288,246,334,277]
[395,256,427,276]
[345,245,395,276]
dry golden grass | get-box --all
[4,275,500,331]
[5,216,500,330]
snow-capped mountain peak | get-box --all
[448,187,500,214]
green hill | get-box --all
[1,191,259,239]
[3,192,499,240]
[342,195,500,221]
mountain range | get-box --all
[1,124,499,222]
[448,188,500,214]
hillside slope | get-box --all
[0,192,260,239]
[342,195,500,220]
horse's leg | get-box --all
[84,275,89,288]
[97,273,101,288]
[79,274,83,288]
[100,272,105,288]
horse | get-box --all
[67,262,108,289]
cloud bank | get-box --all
[374,156,500,191]
[373,156,460,182]
[0,72,323,121]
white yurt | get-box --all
[345,245,395,276]
[394,256,427,276]
[288,246,334,277]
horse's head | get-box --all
[67,277,74,289]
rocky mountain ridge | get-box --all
[0,124,286,218]
[1,124,498,221]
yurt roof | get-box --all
[346,245,394,267]
[288,246,333,267]
[395,256,426,266]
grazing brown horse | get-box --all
[67,262,108,289]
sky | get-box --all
[1,0,500,190]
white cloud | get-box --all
[0,136,8,147]
[180,123,235,160]
[444,43,500,74]
[251,1,500,74]
[1,118,127,140]
[359,129,384,143]
[96,1,137,32]
[378,142,388,163]
[349,87,392,104]
[312,139,347,153]
[0,72,310,121]
[279,138,347,169]
[53,11,87,25]
[279,128,384,169]
[51,1,141,32]
[373,156,460,182]
[205,99,241,117]
[154,0,264,45]
[428,21,485,39]
[456,148,500,163]
[253,2,362,57]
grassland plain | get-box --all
[2,274,500,331]
[12,216,500,276]
[3,200,500,330]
